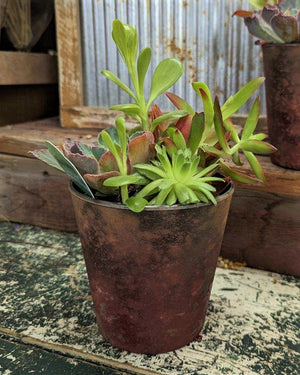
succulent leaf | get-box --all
[165,92,195,115]
[148,58,184,106]
[45,141,94,198]
[221,77,265,120]
[101,70,136,100]
[62,142,100,175]
[188,113,205,154]
[244,151,265,181]
[99,151,119,172]
[192,82,214,129]
[242,97,260,140]
[241,139,277,154]
[137,47,152,93]
[128,131,155,166]
[150,110,188,132]
[84,171,120,194]
[271,13,299,42]
[125,197,148,212]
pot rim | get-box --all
[262,42,300,48]
[69,180,234,212]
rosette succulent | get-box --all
[234,0,300,44]
[31,19,276,212]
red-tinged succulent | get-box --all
[30,118,154,202]
[234,1,300,44]
[149,78,276,184]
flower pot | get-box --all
[262,43,300,170]
[70,182,234,354]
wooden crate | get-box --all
[0,118,299,276]
[0,51,58,125]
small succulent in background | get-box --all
[234,0,300,44]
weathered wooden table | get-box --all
[0,222,299,374]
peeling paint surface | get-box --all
[0,222,299,374]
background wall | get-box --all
[80,0,265,114]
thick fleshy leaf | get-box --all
[192,82,214,129]
[168,128,187,150]
[188,113,205,154]
[161,137,178,156]
[261,6,280,24]
[175,114,193,143]
[150,110,188,132]
[233,10,254,18]
[115,117,128,157]
[137,47,152,92]
[98,127,120,148]
[99,151,119,172]
[103,174,148,187]
[271,13,298,42]
[165,92,195,115]
[45,141,94,198]
[220,161,257,184]
[112,20,138,69]
[214,97,230,153]
[128,131,155,166]
[221,77,265,120]
[248,0,267,8]
[244,151,265,182]
[63,143,100,175]
[244,15,284,42]
[242,97,260,140]
[148,58,183,105]
[77,142,95,158]
[241,140,277,154]
[223,119,240,143]
[29,149,64,172]
[84,171,120,194]
[101,70,136,100]
[125,197,148,213]
[110,104,141,121]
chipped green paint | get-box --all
[0,337,123,374]
[0,222,299,374]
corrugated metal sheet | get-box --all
[80,0,266,114]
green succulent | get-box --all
[102,20,186,131]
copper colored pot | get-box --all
[263,43,300,170]
[70,183,234,354]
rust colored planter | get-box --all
[263,43,300,170]
[70,183,234,354]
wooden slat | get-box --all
[0,153,77,231]
[55,0,83,108]
[221,188,300,277]
[0,52,58,85]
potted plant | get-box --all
[234,0,300,169]
[30,20,275,354]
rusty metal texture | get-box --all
[80,0,265,114]
[70,182,234,354]
[263,43,300,170]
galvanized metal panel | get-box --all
[80,0,266,114]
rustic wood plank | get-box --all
[60,106,129,129]
[221,188,300,277]
[55,0,83,110]
[0,154,77,231]
[0,52,58,85]
[0,221,299,374]
[0,85,58,126]
[0,337,126,375]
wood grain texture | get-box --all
[0,85,58,126]
[0,153,77,231]
[60,106,134,129]
[0,222,299,374]
[221,188,300,277]
[0,52,58,85]
[55,0,83,109]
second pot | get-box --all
[263,43,300,170]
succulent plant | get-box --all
[31,19,276,212]
[234,0,300,44]
[102,20,186,131]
